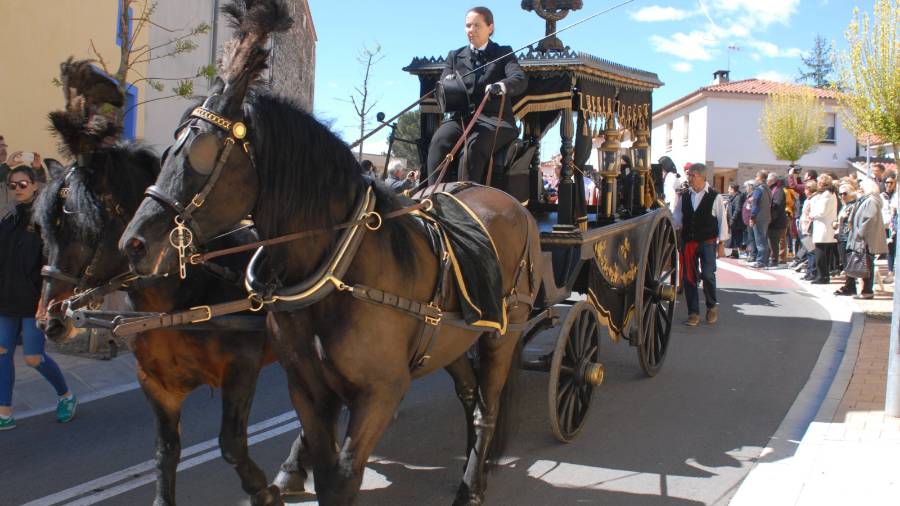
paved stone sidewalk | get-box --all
[731,258,900,505]
[10,344,137,419]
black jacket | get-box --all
[0,203,44,317]
[439,41,528,128]
[769,184,788,229]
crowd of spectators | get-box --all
[723,163,897,299]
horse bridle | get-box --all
[42,168,138,314]
[143,102,252,279]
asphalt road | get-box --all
[2,261,835,506]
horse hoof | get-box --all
[251,485,283,506]
[452,485,483,506]
[272,468,308,498]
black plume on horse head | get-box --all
[47,57,124,157]
[218,0,293,94]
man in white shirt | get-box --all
[672,163,730,326]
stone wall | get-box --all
[271,0,316,111]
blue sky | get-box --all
[307,0,862,158]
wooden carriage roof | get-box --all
[403,49,664,90]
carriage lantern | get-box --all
[597,126,622,222]
[631,128,651,209]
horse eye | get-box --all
[187,133,221,175]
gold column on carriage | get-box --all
[631,129,651,209]
[597,126,621,222]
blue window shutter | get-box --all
[116,3,133,47]
[123,84,138,140]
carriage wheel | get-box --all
[548,301,603,443]
[637,216,678,377]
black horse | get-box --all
[34,125,307,504]
[120,1,542,504]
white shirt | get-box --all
[663,172,680,213]
[672,183,730,242]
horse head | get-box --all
[36,58,160,341]
[121,0,291,276]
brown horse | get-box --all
[33,138,307,505]
[119,2,542,504]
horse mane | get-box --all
[34,142,160,245]
[245,91,419,263]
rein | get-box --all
[188,198,433,265]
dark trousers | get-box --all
[768,227,786,265]
[426,118,519,184]
[814,242,837,282]
[682,241,718,315]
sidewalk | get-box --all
[10,343,138,420]
[731,257,900,505]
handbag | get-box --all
[845,249,871,279]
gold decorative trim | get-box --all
[587,288,634,343]
[593,240,638,287]
[191,107,232,132]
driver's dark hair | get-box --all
[468,6,494,35]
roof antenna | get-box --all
[727,44,741,72]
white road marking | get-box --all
[716,260,776,281]
[21,411,297,506]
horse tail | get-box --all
[487,335,523,469]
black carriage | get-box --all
[403,49,677,442]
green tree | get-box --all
[760,89,827,166]
[796,35,835,88]
[56,1,215,126]
[834,0,900,161]
[390,110,422,171]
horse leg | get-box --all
[272,430,311,498]
[219,368,283,506]
[319,385,407,506]
[143,385,186,506]
[455,333,522,506]
[279,364,342,503]
[445,354,478,464]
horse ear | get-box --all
[218,0,293,110]
[44,158,67,180]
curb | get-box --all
[729,270,864,505]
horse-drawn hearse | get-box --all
[36,1,677,504]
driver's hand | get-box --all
[485,82,506,96]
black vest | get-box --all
[682,189,719,242]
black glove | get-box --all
[487,83,504,96]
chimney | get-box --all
[712,70,730,85]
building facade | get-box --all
[143,0,316,152]
[0,0,149,161]
[651,72,855,190]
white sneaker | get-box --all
[884,273,895,284]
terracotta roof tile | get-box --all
[701,79,843,99]
[654,79,843,118]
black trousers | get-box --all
[426,117,518,185]
[814,242,837,282]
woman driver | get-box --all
[425,6,528,185]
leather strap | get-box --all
[485,91,506,187]
[111,297,258,337]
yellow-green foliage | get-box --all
[760,89,827,165]
[834,0,900,160]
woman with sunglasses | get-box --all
[0,166,76,430]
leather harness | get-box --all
[110,104,535,372]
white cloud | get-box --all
[672,62,694,72]
[650,31,718,61]
[630,6,692,22]
[755,70,792,82]
[744,40,804,58]
[707,0,800,29]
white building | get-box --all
[651,71,855,191]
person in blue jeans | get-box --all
[0,166,76,430]
[673,163,730,326]
[748,171,771,268]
